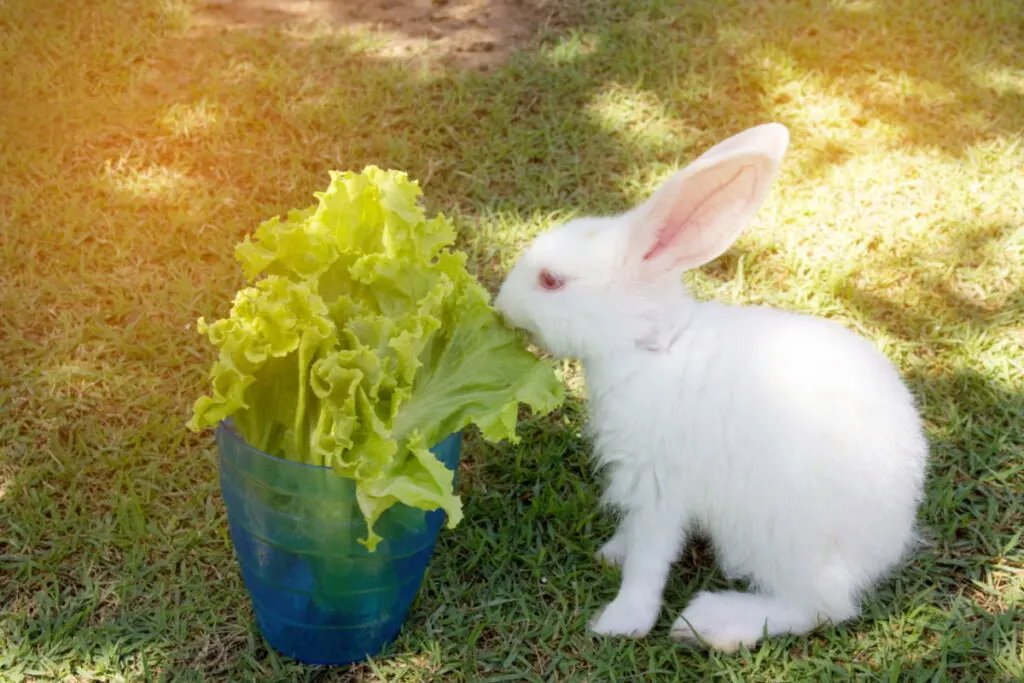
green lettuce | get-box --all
[189,167,564,550]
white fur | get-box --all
[494,123,928,652]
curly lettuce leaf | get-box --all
[355,431,464,551]
[190,166,564,551]
[188,276,337,463]
[393,307,564,449]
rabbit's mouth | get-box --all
[510,318,547,350]
[497,309,556,356]
[493,290,525,328]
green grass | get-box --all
[1,0,1022,679]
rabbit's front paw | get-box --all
[595,537,627,569]
[588,597,657,638]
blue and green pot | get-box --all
[215,422,461,665]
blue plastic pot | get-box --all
[216,422,461,666]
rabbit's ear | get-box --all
[630,123,789,276]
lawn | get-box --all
[1,0,1022,680]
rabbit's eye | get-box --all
[538,269,566,291]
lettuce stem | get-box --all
[295,332,313,465]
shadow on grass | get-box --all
[835,218,1023,341]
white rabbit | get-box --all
[493,123,928,652]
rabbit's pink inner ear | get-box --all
[641,165,756,264]
[636,158,772,274]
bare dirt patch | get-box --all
[194,0,560,69]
